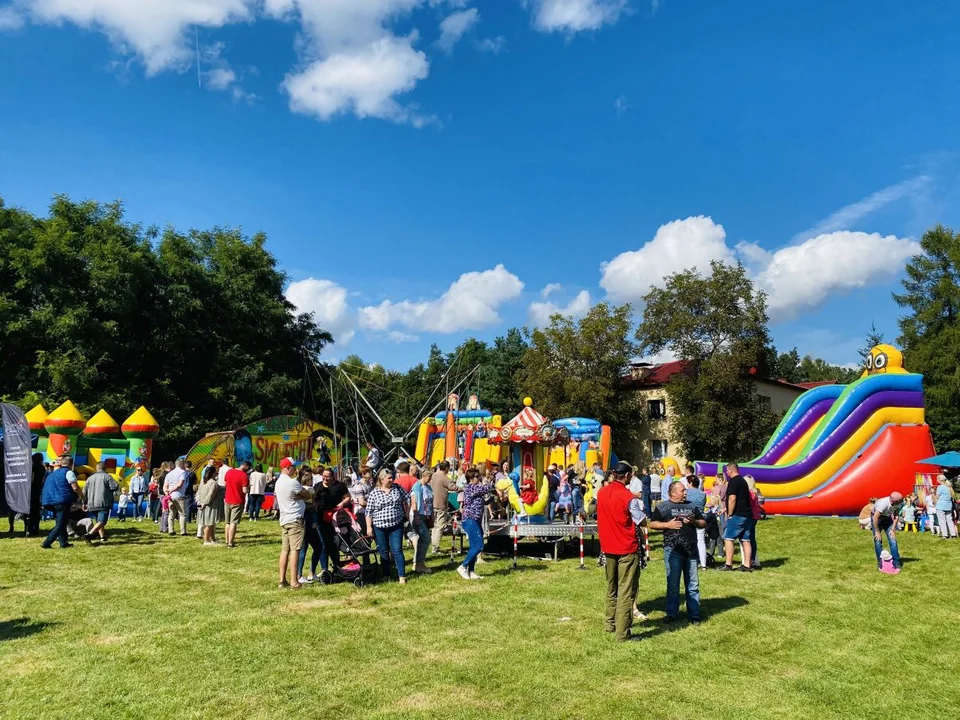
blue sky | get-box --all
[2,0,959,370]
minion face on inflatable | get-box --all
[861,344,908,377]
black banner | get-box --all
[1,403,32,514]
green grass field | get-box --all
[1,516,958,720]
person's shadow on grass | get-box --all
[0,617,56,642]
[630,595,749,640]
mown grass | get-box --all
[1,516,958,720]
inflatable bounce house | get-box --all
[415,393,503,468]
[695,345,939,515]
[24,400,158,484]
[184,414,348,470]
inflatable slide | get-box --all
[695,345,939,515]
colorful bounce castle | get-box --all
[416,395,613,521]
[24,401,158,483]
[695,345,938,515]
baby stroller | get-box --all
[321,508,379,588]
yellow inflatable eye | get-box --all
[865,355,874,371]
[874,352,888,371]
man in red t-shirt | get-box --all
[394,461,417,494]
[223,461,251,548]
[597,461,641,642]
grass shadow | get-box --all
[490,564,552,576]
[758,557,788,568]
[0,617,57,642]
[631,595,749,640]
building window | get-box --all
[647,399,666,420]
[650,439,668,460]
[756,395,772,412]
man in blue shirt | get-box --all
[40,456,81,549]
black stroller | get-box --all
[320,508,379,587]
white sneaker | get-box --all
[457,565,470,580]
[469,572,484,580]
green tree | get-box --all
[517,303,641,455]
[893,224,960,447]
[0,195,331,459]
[636,260,776,460]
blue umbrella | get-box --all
[916,451,960,467]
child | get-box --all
[878,549,900,575]
[555,475,573,522]
[858,499,876,530]
[117,491,130,522]
[160,493,171,534]
[900,495,918,533]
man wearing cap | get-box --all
[597,461,642,642]
[275,458,315,589]
[40,456,82,549]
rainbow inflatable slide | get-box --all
[695,345,939,515]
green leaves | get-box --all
[636,261,775,460]
[894,225,960,448]
[517,303,642,455]
[0,194,331,458]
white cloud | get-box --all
[436,7,478,54]
[600,216,734,303]
[600,214,917,324]
[358,264,524,333]
[756,231,919,321]
[283,33,430,124]
[206,66,236,91]
[791,174,930,243]
[614,94,628,116]
[16,0,255,74]
[529,289,592,327]
[530,0,628,33]
[540,282,563,298]
[286,277,355,345]
[388,330,420,343]
[0,5,24,29]
[476,35,505,53]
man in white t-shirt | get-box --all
[275,457,314,589]
[365,442,381,475]
[871,492,903,572]
[649,470,662,504]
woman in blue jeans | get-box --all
[458,468,493,581]
[365,470,410,585]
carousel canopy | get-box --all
[490,399,558,444]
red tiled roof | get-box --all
[623,360,692,387]
[793,380,840,389]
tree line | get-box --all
[3,196,955,463]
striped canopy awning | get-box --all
[490,405,553,444]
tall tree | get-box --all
[0,195,331,459]
[636,260,776,461]
[893,224,960,447]
[517,303,641,454]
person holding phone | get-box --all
[649,480,706,624]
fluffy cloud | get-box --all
[272,0,433,125]
[756,231,919,321]
[600,216,734,302]
[540,282,563,298]
[435,7,478,54]
[358,264,524,333]
[282,34,430,124]
[530,0,628,33]
[14,0,255,74]
[285,277,355,345]
[528,289,591,327]
[476,35,505,53]
[600,215,917,323]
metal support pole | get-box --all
[577,523,587,570]
[513,514,519,569]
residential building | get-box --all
[622,360,813,468]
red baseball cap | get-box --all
[279,457,297,469]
